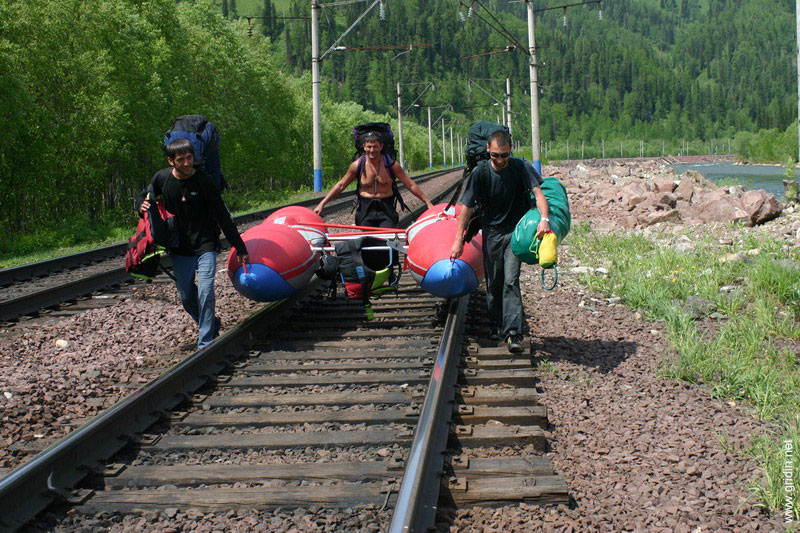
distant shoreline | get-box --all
[550,153,736,168]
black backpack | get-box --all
[351,123,409,214]
[164,115,226,192]
[315,237,400,319]
[447,121,511,242]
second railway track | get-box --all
[0,168,459,324]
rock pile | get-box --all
[545,160,785,229]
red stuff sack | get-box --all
[125,192,174,281]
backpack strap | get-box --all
[385,155,410,213]
[352,154,366,213]
[353,154,409,214]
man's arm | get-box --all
[135,173,162,215]
[313,161,359,215]
[204,181,249,262]
[394,163,434,210]
[449,205,473,260]
[532,186,550,239]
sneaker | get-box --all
[487,328,501,341]
[506,333,524,353]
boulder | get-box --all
[610,165,631,177]
[620,181,647,197]
[695,196,750,225]
[740,189,782,226]
[638,193,677,211]
[674,180,694,202]
[694,188,728,204]
[627,194,648,208]
[654,179,677,193]
[643,209,682,227]
[588,169,608,180]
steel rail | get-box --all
[0,177,464,531]
[389,295,468,532]
[0,169,461,322]
[0,288,309,531]
[0,169,459,287]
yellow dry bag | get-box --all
[538,232,558,269]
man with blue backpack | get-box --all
[450,127,550,353]
[313,123,434,227]
[136,137,249,349]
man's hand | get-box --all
[536,219,551,240]
[425,200,435,210]
[450,238,464,260]
[139,199,150,213]
[238,253,250,265]
[313,204,324,216]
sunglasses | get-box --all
[489,151,511,159]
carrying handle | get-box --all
[541,265,558,291]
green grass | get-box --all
[567,221,800,520]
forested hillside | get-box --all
[267,0,795,147]
[0,0,797,256]
[0,0,439,255]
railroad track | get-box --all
[2,285,567,531]
[0,168,459,323]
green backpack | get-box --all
[511,177,571,265]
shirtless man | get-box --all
[313,132,434,227]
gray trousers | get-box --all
[482,227,523,336]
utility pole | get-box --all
[441,117,447,167]
[526,0,541,174]
[311,0,322,191]
[396,83,404,169]
[427,106,433,169]
[450,124,455,168]
[506,78,512,136]
[797,0,800,166]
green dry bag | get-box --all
[511,177,571,265]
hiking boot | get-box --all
[506,333,524,353]
[487,328,501,341]
[213,316,222,338]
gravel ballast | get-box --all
[3,163,794,530]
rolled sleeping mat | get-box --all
[511,177,571,266]
[406,216,484,298]
[227,222,319,302]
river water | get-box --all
[671,162,792,201]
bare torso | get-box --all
[357,156,394,199]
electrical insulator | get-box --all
[459,10,466,23]
[467,6,473,18]
[379,1,385,20]
[248,26,253,37]
[562,8,567,26]
[598,8,602,20]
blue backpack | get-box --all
[164,115,226,192]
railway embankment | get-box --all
[445,158,796,530]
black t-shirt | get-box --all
[461,158,543,230]
[135,168,247,257]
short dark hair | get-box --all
[165,138,194,159]
[488,130,511,148]
[362,132,383,144]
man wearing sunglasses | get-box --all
[450,130,550,353]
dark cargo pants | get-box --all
[482,226,523,337]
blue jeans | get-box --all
[482,227,523,337]
[171,252,218,348]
